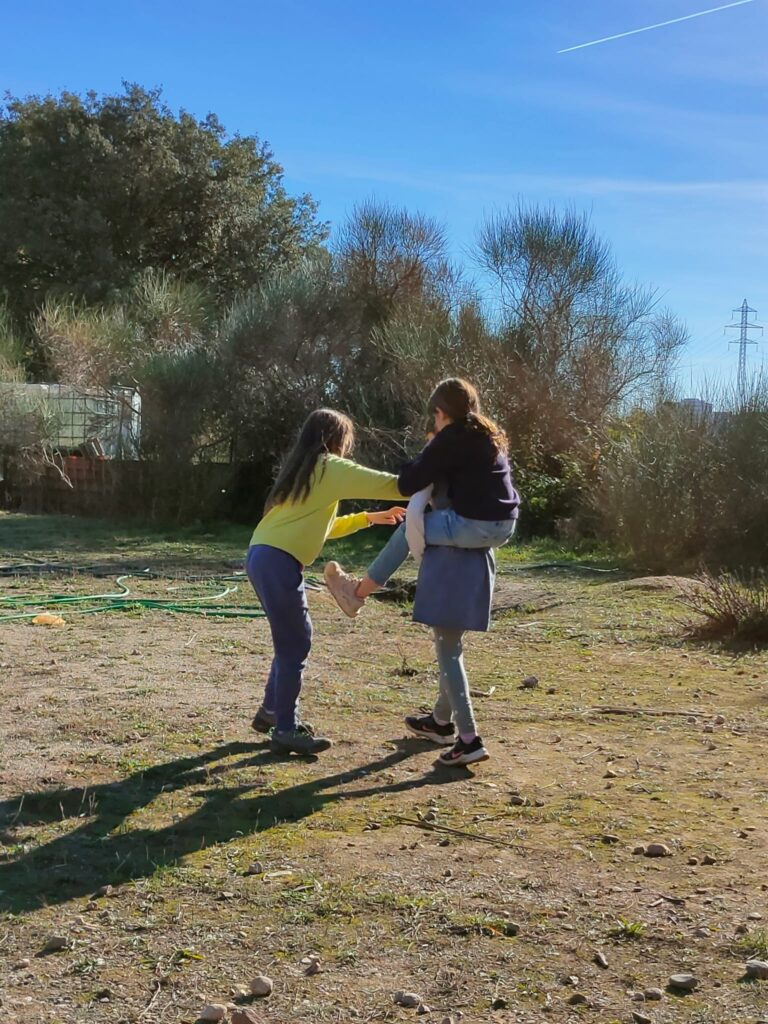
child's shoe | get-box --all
[437,736,489,766]
[270,724,332,755]
[251,706,276,733]
[324,561,364,618]
[405,712,456,746]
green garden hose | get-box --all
[0,574,266,623]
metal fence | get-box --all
[0,383,140,457]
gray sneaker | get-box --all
[270,725,332,755]
[324,561,364,618]
[251,706,276,733]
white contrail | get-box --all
[558,0,756,53]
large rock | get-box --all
[249,975,273,997]
[199,1006,227,1022]
[745,960,768,980]
[668,973,698,992]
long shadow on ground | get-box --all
[0,741,463,914]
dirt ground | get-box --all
[1,533,767,1023]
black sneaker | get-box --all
[270,725,332,755]
[438,736,489,766]
[251,707,275,733]
[405,713,456,746]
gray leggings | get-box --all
[432,628,477,736]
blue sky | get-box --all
[4,0,767,390]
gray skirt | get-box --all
[412,545,496,633]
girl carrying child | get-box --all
[325,378,519,765]
[247,409,406,755]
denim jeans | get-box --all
[367,510,515,587]
[432,628,476,736]
[246,545,312,732]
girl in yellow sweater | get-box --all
[247,409,405,754]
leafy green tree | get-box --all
[0,84,326,332]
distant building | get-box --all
[677,398,713,417]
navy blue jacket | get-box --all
[398,422,519,522]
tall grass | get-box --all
[593,378,768,571]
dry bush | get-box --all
[681,570,768,644]
[594,382,768,571]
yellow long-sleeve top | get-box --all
[250,454,403,567]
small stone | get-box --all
[14,959,31,969]
[510,794,528,806]
[93,884,114,898]
[231,986,251,1000]
[748,912,763,921]
[438,838,450,847]
[668,973,698,992]
[231,1010,262,1024]
[632,845,646,855]
[602,834,620,845]
[703,725,714,733]
[304,957,321,976]
[701,854,717,865]
[714,715,726,725]
[199,1005,228,1022]
[95,988,112,1001]
[503,921,520,936]
[560,975,579,986]
[244,862,264,876]
[688,856,699,866]
[694,927,711,938]
[521,675,539,689]
[594,951,609,969]
[745,960,768,980]
[41,935,69,953]
[631,991,646,1001]
[632,1012,652,1024]
[491,997,508,1010]
[394,992,422,1008]
[735,924,749,936]
[440,1018,456,1024]
[417,1005,431,1015]
[644,843,672,858]
[604,769,618,779]
[249,975,273,997]
[644,988,663,1000]
[567,993,588,1005]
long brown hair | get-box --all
[266,409,355,509]
[428,378,508,454]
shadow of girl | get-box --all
[0,740,462,913]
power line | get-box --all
[725,299,763,399]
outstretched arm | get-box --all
[325,456,404,501]
[327,506,406,540]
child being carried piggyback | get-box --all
[325,378,520,765]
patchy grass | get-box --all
[0,510,618,575]
[0,514,766,1022]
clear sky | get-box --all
[4,0,767,390]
